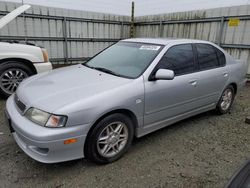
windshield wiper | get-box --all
[83,64,127,78]
[92,67,122,77]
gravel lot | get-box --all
[0,85,250,188]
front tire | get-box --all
[85,113,134,164]
[216,85,235,114]
[0,61,33,98]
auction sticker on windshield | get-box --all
[139,45,161,51]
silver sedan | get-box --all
[5,38,247,164]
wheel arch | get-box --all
[89,109,139,133]
[0,58,37,74]
[229,82,237,95]
[84,108,139,152]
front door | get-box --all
[144,43,200,128]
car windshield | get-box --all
[84,42,163,78]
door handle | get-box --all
[223,72,229,77]
[189,80,197,87]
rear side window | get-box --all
[196,44,220,70]
[157,44,195,76]
[215,48,226,66]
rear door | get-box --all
[193,43,228,106]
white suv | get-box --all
[0,5,52,97]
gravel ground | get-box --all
[0,85,250,188]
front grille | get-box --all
[14,94,26,113]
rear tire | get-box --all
[216,85,235,115]
[0,61,33,98]
[84,113,134,164]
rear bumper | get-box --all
[5,95,90,163]
[33,62,52,73]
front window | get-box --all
[156,44,195,76]
[84,42,163,78]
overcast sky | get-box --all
[1,0,250,16]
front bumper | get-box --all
[5,95,90,163]
[33,62,52,73]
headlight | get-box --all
[25,108,67,128]
[25,108,50,126]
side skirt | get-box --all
[136,103,215,138]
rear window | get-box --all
[196,44,220,70]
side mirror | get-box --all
[153,69,174,80]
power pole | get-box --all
[130,1,135,38]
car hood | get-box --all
[0,5,30,30]
[16,64,132,112]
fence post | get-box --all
[159,20,163,37]
[217,16,225,46]
[23,13,27,42]
[120,21,124,39]
[130,2,135,38]
[62,17,69,63]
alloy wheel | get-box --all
[97,122,128,158]
[0,68,28,95]
[220,88,233,111]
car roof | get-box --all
[122,38,213,46]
